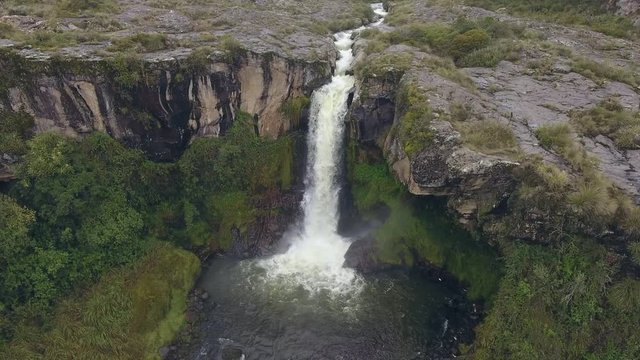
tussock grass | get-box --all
[535,123,595,172]
[571,56,639,88]
[456,120,519,157]
[3,243,200,359]
[571,99,640,150]
[465,0,639,39]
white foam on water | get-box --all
[256,4,387,296]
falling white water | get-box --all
[257,4,387,295]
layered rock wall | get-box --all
[0,51,331,160]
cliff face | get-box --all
[0,51,331,160]
[607,0,640,24]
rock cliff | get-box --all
[0,51,331,160]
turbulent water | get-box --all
[186,5,477,359]
[256,23,364,296]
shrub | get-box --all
[535,123,573,150]
[397,82,434,157]
[571,56,639,87]
[449,29,491,60]
[0,110,34,155]
[571,99,640,150]
[535,123,596,171]
[458,39,522,68]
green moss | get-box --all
[210,191,257,250]
[351,162,502,301]
[280,96,310,129]
[465,0,639,39]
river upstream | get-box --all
[182,4,480,359]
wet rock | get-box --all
[221,346,245,360]
[343,237,390,273]
[159,346,170,359]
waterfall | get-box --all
[258,4,387,295]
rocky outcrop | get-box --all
[0,51,331,160]
[606,0,640,24]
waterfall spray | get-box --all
[258,4,387,295]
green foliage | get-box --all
[472,239,624,359]
[535,123,595,172]
[218,35,246,63]
[363,16,523,68]
[0,111,34,155]
[465,0,638,38]
[571,99,640,150]
[280,96,310,129]
[106,53,145,89]
[2,243,199,359]
[109,33,170,53]
[354,52,412,83]
[396,82,433,157]
[449,29,491,60]
[351,162,502,300]
[457,39,523,68]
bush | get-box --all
[571,56,639,87]
[465,0,638,39]
[396,82,434,157]
[535,123,595,172]
[57,0,118,14]
[458,39,522,68]
[571,99,640,150]
[449,29,491,60]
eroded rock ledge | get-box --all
[0,50,331,161]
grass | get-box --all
[396,82,434,157]
[355,52,413,82]
[535,123,595,172]
[361,16,525,70]
[571,56,639,88]
[571,99,640,149]
[455,120,519,157]
[109,34,170,53]
[2,243,200,359]
[421,56,476,89]
[464,0,639,39]
[457,39,523,68]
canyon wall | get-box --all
[0,50,331,160]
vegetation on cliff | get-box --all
[0,111,296,357]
